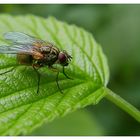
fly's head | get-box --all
[58,50,72,66]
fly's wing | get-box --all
[4,32,45,45]
[0,44,43,59]
[0,44,35,54]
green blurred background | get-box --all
[0,4,140,136]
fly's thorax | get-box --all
[51,46,60,54]
[43,46,60,66]
[40,46,51,53]
[34,45,60,66]
[17,53,33,65]
[39,45,60,54]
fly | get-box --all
[0,32,72,93]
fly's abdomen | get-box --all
[17,54,33,65]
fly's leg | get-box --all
[62,66,73,80]
[32,65,41,94]
[56,71,63,94]
[49,66,63,94]
[0,67,15,75]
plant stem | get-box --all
[105,88,140,122]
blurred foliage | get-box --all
[30,110,104,136]
[0,4,140,135]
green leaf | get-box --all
[0,14,109,135]
[0,14,139,136]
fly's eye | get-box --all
[58,52,67,64]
